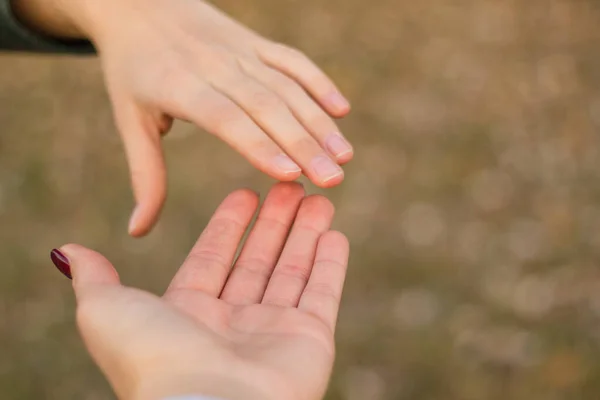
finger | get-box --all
[261,195,334,307]
[115,104,167,238]
[239,60,354,164]
[54,244,121,301]
[256,42,351,118]
[298,231,349,332]
[58,246,199,400]
[166,188,259,297]
[168,82,302,181]
[210,75,344,187]
[220,182,305,305]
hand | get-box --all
[12,0,353,236]
[52,183,349,400]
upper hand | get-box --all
[71,0,353,236]
[55,182,349,400]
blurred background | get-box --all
[2,0,600,398]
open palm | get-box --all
[58,183,349,400]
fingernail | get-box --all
[50,249,72,280]
[325,133,353,158]
[273,154,301,174]
[326,92,350,111]
[128,206,140,234]
[311,155,343,183]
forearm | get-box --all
[0,0,94,52]
[10,0,84,39]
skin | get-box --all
[11,0,353,237]
[59,182,350,400]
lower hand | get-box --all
[52,182,349,400]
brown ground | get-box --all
[2,0,600,399]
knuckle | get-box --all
[263,296,294,307]
[275,43,307,60]
[211,106,241,124]
[208,217,244,236]
[234,257,272,278]
[237,138,277,160]
[304,111,336,132]
[250,90,284,112]
[186,249,229,270]
[152,64,194,104]
[205,103,244,133]
[270,74,300,95]
[297,195,335,223]
[289,136,321,155]
[256,216,289,232]
[314,257,345,270]
[203,51,238,77]
[324,230,349,247]
[305,282,339,302]
[276,261,311,281]
[292,223,323,237]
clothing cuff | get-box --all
[162,396,227,400]
[0,0,94,54]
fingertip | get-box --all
[127,201,164,238]
[320,230,349,250]
[304,194,335,215]
[270,154,302,180]
[310,155,344,188]
[127,190,166,237]
[329,105,351,118]
[127,206,154,237]
[59,243,92,265]
[261,182,306,211]
[128,226,149,238]
[324,134,354,164]
[223,187,261,211]
[297,195,336,230]
[232,187,260,200]
[271,181,305,196]
[60,243,86,255]
[51,246,73,280]
[54,244,120,292]
[322,92,351,117]
[317,170,344,188]
[128,206,142,236]
[336,151,354,165]
[273,170,303,182]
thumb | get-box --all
[116,105,168,238]
[51,244,121,300]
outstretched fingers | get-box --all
[166,189,259,297]
[171,81,303,182]
[261,195,335,307]
[220,182,305,305]
[256,42,351,118]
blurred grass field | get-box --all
[2,0,600,398]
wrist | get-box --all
[10,0,124,45]
[131,371,270,400]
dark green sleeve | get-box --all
[0,0,95,54]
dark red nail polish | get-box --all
[50,249,72,280]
